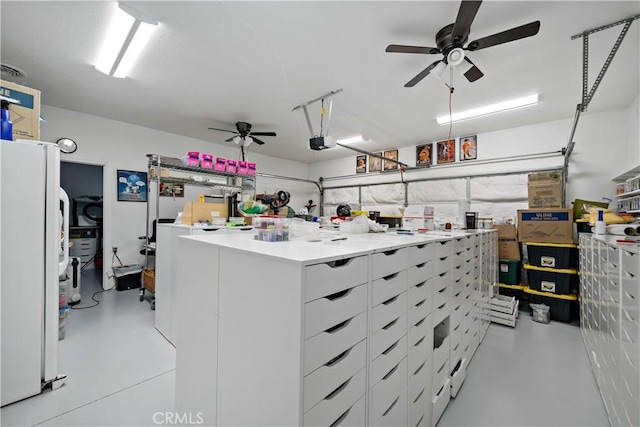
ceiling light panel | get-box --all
[437,94,539,124]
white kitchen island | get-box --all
[174,229,497,427]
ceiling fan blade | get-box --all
[451,0,482,43]
[208,127,237,134]
[462,57,484,82]
[224,136,236,142]
[404,60,442,88]
[250,131,277,137]
[386,44,440,54]
[251,137,266,145]
[466,21,540,51]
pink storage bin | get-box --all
[215,157,227,172]
[185,151,200,167]
[226,160,237,174]
[248,162,256,176]
[237,161,248,175]
[201,153,213,169]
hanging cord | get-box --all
[71,249,120,310]
[444,65,454,143]
[319,98,325,136]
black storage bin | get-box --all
[114,265,143,291]
[524,263,579,295]
[498,283,524,300]
[525,243,578,269]
[524,286,578,323]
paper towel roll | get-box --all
[606,224,638,236]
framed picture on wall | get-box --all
[356,155,367,174]
[416,143,432,167]
[436,139,455,164]
[117,170,147,202]
[369,152,382,172]
[383,149,399,171]
[460,135,477,161]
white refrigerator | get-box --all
[1,139,69,406]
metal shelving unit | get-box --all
[140,154,255,308]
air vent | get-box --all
[1,64,26,78]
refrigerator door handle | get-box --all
[59,188,69,275]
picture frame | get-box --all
[416,143,432,167]
[369,152,382,172]
[383,149,399,171]
[460,135,477,161]
[356,155,367,174]
[160,183,184,197]
[117,170,148,202]
[436,139,455,164]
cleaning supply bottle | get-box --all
[1,100,13,141]
[595,209,606,235]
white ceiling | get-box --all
[1,1,639,163]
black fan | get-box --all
[386,0,540,87]
[208,121,276,146]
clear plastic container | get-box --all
[253,216,291,242]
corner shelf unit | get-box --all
[614,173,640,214]
[140,154,256,307]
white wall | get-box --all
[41,105,313,289]
[310,102,639,212]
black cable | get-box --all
[70,286,115,310]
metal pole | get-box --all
[291,89,344,111]
[301,105,315,137]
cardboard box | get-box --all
[149,167,170,179]
[528,171,563,208]
[0,79,41,141]
[402,205,434,231]
[181,201,228,225]
[517,209,573,244]
[495,224,521,260]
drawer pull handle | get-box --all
[416,244,426,249]
[415,280,427,288]
[382,361,400,380]
[438,287,447,294]
[453,342,460,352]
[439,271,448,277]
[325,377,351,400]
[435,383,446,397]
[414,336,425,348]
[382,338,400,355]
[383,272,399,281]
[439,241,448,246]
[413,360,426,375]
[382,295,399,305]
[382,317,399,330]
[451,358,463,375]
[453,323,460,332]
[382,396,399,417]
[329,407,352,427]
[413,388,425,404]
[414,317,425,328]
[623,270,636,279]
[327,258,354,268]
[325,318,351,334]
[416,262,426,268]
[623,310,636,322]
[325,347,351,367]
[383,249,399,256]
[624,290,635,301]
[325,288,351,301]
[416,415,425,427]
[415,298,426,308]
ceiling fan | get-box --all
[208,121,276,147]
[385,0,540,87]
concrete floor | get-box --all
[1,273,608,426]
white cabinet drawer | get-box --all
[409,354,433,404]
[409,294,432,327]
[304,311,367,376]
[435,240,453,258]
[304,256,368,303]
[305,284,367,339]
[451,339,463,363]
[374,388,408,427]
[372,270,408,307]
[433,300,450,326]
[450,357,467,398]
[621,271,639,302]
[453,237,466,253]
[371,313,408,359]
[408,314,431,347]
[408,262,434,288]
[621,248,640,274]
[371,358,408,423]
[303,368,366,427]
[431,379,451,426]
[318,394,366,427]
[409,243,435,266]
[435,256,452,275]
[451,301,464,328]
[433,270,452,292]
[372,291,408,333]
[372,248,409,280]
[433,335,450,375]
[453,263,465,281]
[371,335,408,386]
[304,339,367,412]
[409,277,433,306]
[409,381,432,427]
[433,357,449,393]
[408,323,433,374]
[451,320,463,344]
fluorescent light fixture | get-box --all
[337,135,367,145]
[95,2,158,78]
[430,61,447,80]
[437,94,539,125]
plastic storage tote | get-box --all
[523,286,578,323]
[524,263,579,295]
[498,283,525,301]
[59,306,70,340]
[525,242,578,269]
[499,259,521,285]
